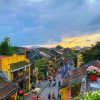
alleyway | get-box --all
[40,74,62,100]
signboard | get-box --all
[90,83,100,89]
[62,67,86,86]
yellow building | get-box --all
[60,86,71,100]
[0,54,31,91]
[59,67,86,100]
[60,83,81,100]
[77,54,83,67]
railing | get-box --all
[12,72,29,83]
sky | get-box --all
[0,0,100,47]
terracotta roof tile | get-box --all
[0,77,18,99]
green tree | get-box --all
[34,58,48,78]
[55,45,63,49]
[0,37,16,55]
[82,42,100,64]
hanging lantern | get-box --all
[37,98,41,100]
[24,93,29,96]
[32,96,35,99]
[19,90,23,95]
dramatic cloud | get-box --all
[0,0,100,46]
[36,33,100,48]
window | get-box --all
[19,69,23,73]
[71,83,81,97]
[13,71,18,79]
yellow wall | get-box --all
[77,54,83,67]
[60,83,81,100]
[60,86,71,100]
[0,55,30,90]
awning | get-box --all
[10,60,30,72]
[12,72,29,83]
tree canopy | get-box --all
[82,42,100,64]
[34,57,48,69]
[0,37,18,56]
[55,45,63,49]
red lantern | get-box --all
[19,90,23,95]
[32,96,35,99]
[24,93,29,96]
[37,98,41,100]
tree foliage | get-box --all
[55,45,63,49]
[0,37,18,55]
[34,57,48,68]
[82,42,100,64]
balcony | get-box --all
[12,72,29,83]
[10,60,30,72]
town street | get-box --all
[40,74,62,100]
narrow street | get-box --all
[40,74,62,100]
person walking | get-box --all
[57,93,61,100]
[49,82,51,87]
[52,92,56,100]
[58,81,61,87]
[48,93,51,100]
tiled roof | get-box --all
[0,56,8,59]
[0,77,18,99]
[60,67,86,89]
[10,60,30,70]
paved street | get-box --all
[24,80,49,100]
[40,74,62,100]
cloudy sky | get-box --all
[0,0,100,47]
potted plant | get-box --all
[87,66,99,81]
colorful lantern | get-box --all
[19,90,23,95]
[32,96,35,99]
[37,98,41,100]
[24,93,29,96]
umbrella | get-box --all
[34,88,40,93]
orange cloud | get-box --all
[42,33,100,48]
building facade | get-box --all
[59,67,86,100]
[0,55,31,99]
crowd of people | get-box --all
[47,76,61,100]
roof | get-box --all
[10,60,30,70]
[0,77,18,99]
[0,56,8,59]
[60,67,86,89]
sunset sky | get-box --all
[0,0,100,47]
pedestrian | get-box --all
[53,78,56,82]
[57,93,61,100]
[53,81,56,86]
[49,82,51,87]
[48,93,51,100]
[58,81,61,87]
[49,76,52,84]
[52,92,56,100]
[49,79,52,84]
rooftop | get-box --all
[0,76,18,99]
[10,60,30,71]
[0,56,8,59]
